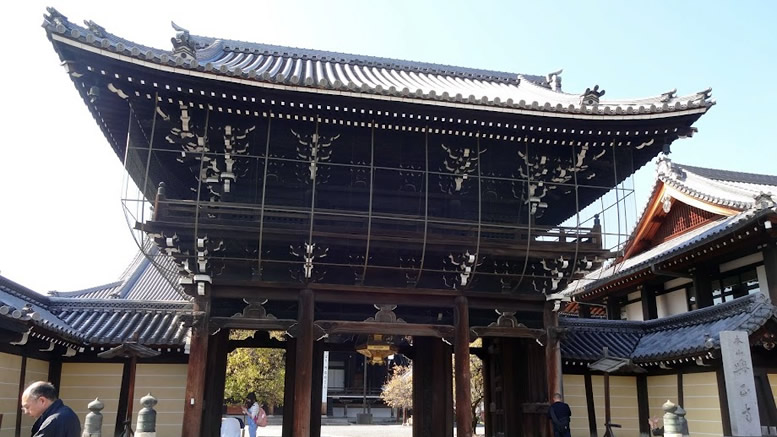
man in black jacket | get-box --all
[548,392,572,437]
[21,381,81,437]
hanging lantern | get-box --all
[356,334,398,366]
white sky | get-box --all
[1,0,775,293]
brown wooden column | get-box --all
[637,375,650,437]
[692,265,715,308]
[309,341,324,437]
[413,337,453,437]
[640,284,658,320]
[203,328,230,437]
[282,338,297,437]
[763,244,777,303]
[481,349,492,437]
[584,373,597,437]
[454,296,473,437]
[544,301,562,401]
[292,288,315,437]
[115,357,137,435]
[182,297,210,437]
[15,355,27,437]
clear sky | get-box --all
[1,0,775,293]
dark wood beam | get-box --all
[213,281,546,312]
[471,326,545,339]
[316,320,454,338]
[763,244,777,304]
[454,297,473,437]
[292,289,315,437]
[210,317,295,332]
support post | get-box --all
[455,296,473,437]
[640,284,658,320]
[412,337,453,437]
[544,301,562,401]
[15,356,27,437]
[604,373,611,426]
[292,289,315,437]
[202,328,230,437]
[763,244,777,303]
[282,338,297,437]
[115,356,138,435]
[692,265,716,308]
[181,298,210,437]
[584,373,598,437]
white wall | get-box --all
[656,288,687,318]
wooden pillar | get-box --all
[637,375,650,437]
[544,302,562,401]
[15,355,26,437]
[309,341,324,437]
[413,337,453,437]
[578,303,592,319]
[606,296,621,320]
[763,244,777,303]
[693,265,715,308]
[640,284,658,320]
[481,350,492,437]
[292,288,315,437]
[115,357,137,435]
[47,360,62,392]
[584,373,597,437]
[181,297,210,437]
[604,373,611,425]
[455,297,473,437]
[282,338,297,437]
[203,328,230,437]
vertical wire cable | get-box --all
[256,116,272,279]
[511,139,533,293]
[413,127,430,287]
[466,135,484,289]
[192,108,211,263]
[360,122,376,283]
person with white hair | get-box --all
[21,381,80,437]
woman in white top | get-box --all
[241,393,260,437]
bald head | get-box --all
[21,381,58,419]
[553,393,563,402]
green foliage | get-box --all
[223,330,286,407]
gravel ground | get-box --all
[251,424,484,436]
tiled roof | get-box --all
[0,276,83,343]
[42,8,714,118]
[53,303,190,346]
[561,292,777,364]
[564,206,773,296]
[656,155,777,211]
[50,244,188,302]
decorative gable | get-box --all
[650,202,722,246]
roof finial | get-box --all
[170,21,196,61]
[546,69,563,91]
[83,20,106,38]
[581,85,605,105]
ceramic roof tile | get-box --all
[42,8,715,118]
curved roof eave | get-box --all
[43,10,715,120]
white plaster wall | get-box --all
[656,288,687,318]
[623,301,643,321]
[719,252,762,273]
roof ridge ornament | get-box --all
[581,85,605,106]
[546,69,563,91]
[44,7,68,29]
[660,88,677,103]
[83,20,106,38]
[753,192,775,209]
[170,21,197,61]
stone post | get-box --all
[136,393,158,437]
[662,400,681,437]
[82,398,104,437]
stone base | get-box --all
[356,413,373,424]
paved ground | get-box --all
[252,424,485,436]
